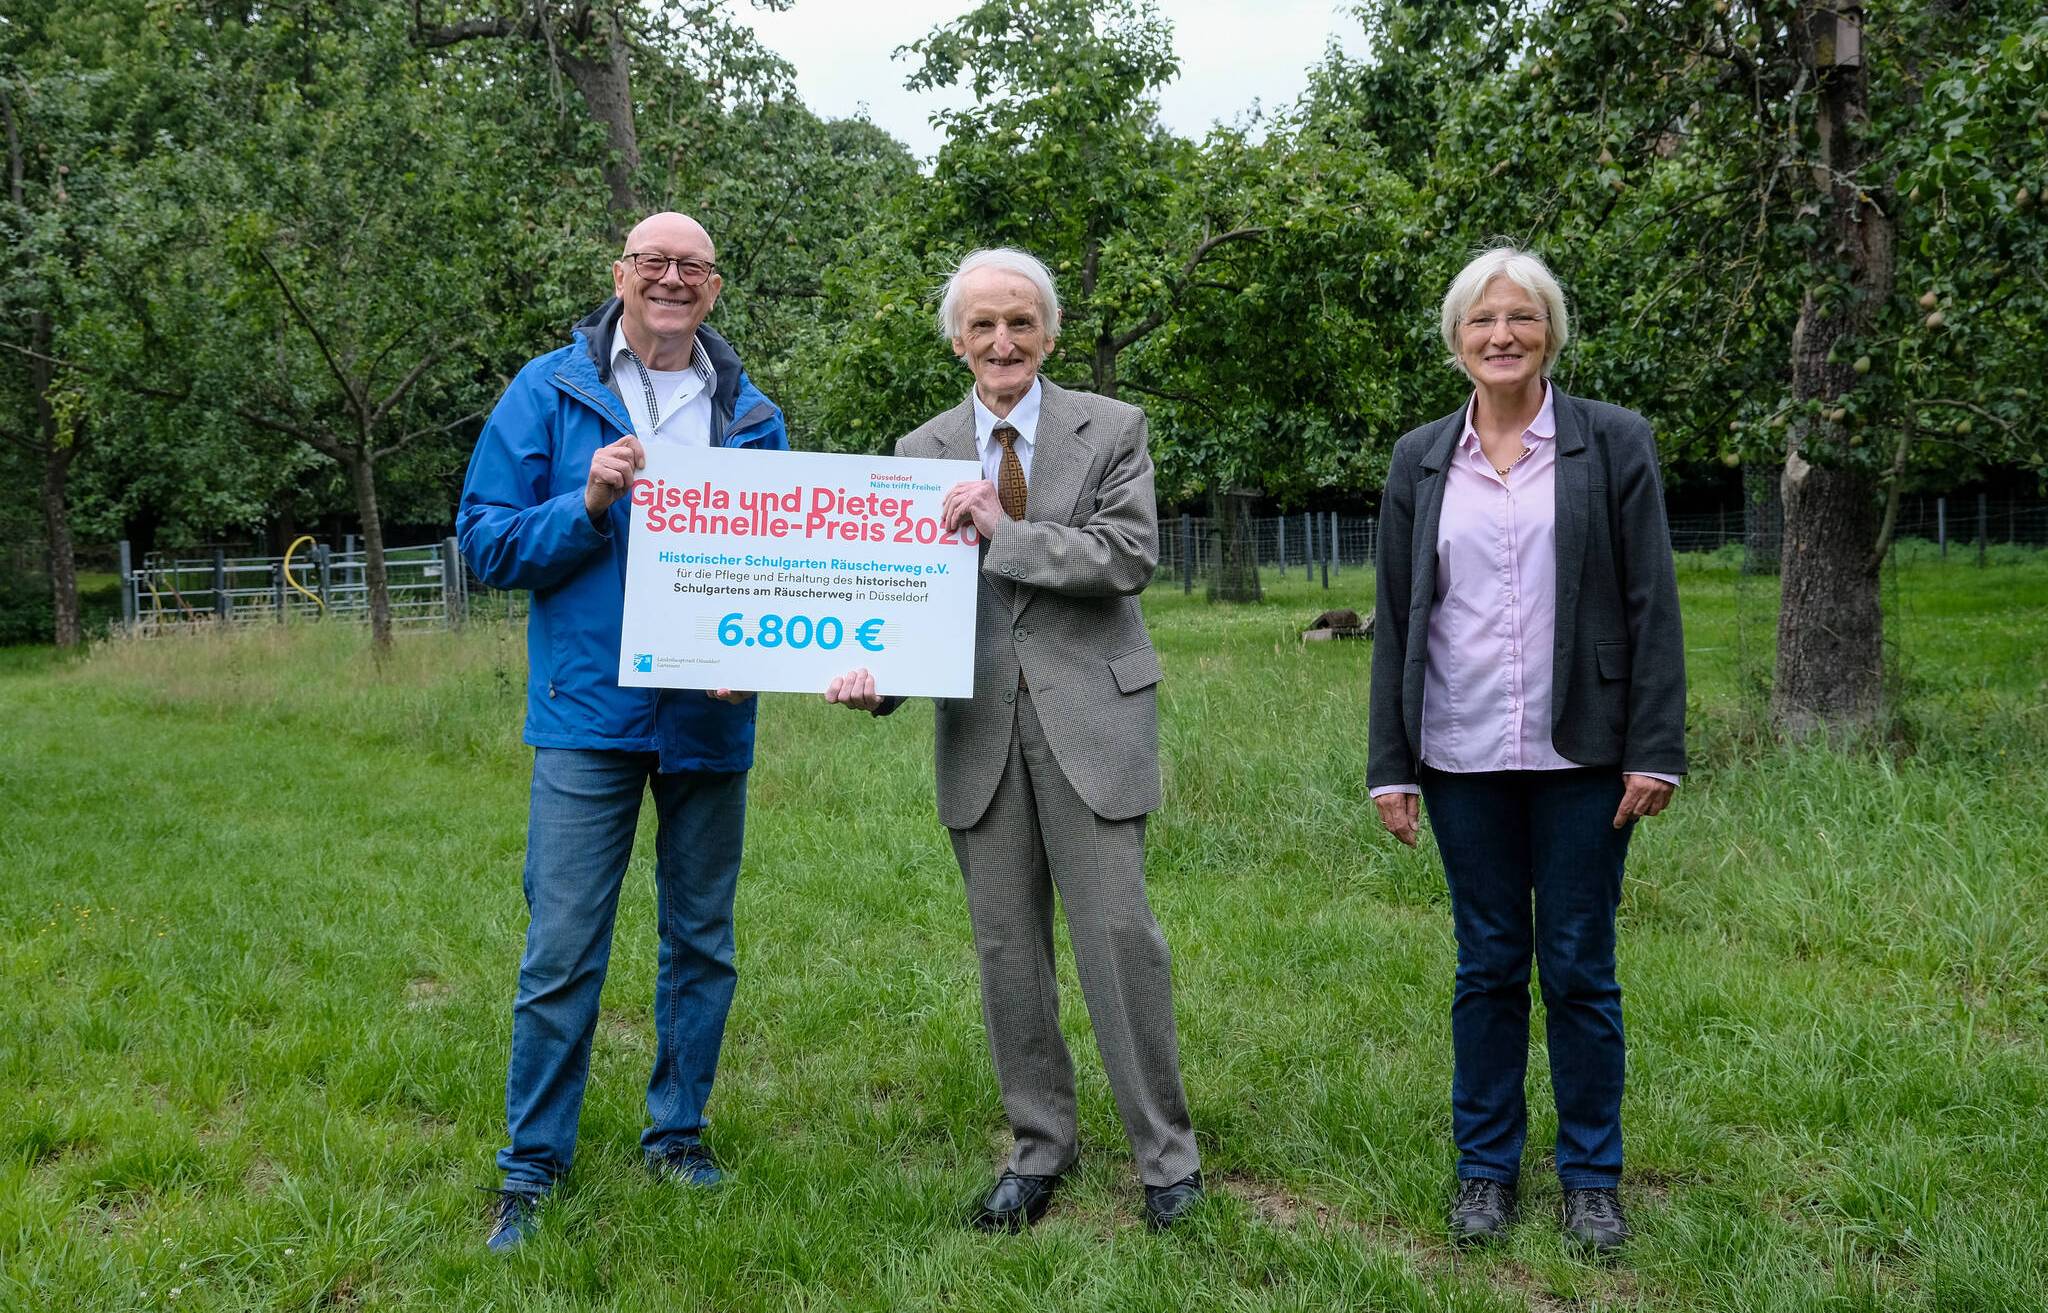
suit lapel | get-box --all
[1549,387,1591,686]
[1010,379,1089,619]
[1409,408,1464,612]
[1025,380,1088,532]
[937,394,1016,611]
[930,397,977,463]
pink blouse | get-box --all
[1371,385,1676,796]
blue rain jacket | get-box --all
[457,299,788,772]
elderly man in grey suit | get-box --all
[827,247,1203,1231]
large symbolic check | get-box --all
[618,444,983,697]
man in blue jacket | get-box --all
[456,212,788,1252]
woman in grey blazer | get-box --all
[1367,247,1686,1253]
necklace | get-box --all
[1492,444,1533,477]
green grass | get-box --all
[2,553,2044,1311]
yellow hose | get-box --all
[283,535,327,616]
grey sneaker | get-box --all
[1562,1186,1630,1253]
[1450,1177,1516,1246]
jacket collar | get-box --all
[572,298,743,421]
[1421,382,1583,472]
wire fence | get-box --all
[96,492,2045,630]
[1151,494,2048,590]
[121,539,469,634]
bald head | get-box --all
[623,211,715,261]
[613,211,722,370]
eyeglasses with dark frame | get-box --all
[622,253,718,285]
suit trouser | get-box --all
[947,690,1200,1187]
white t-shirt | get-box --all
[609,325,716,447]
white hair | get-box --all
[1439,245,1571,375]
[937,248,1062,342]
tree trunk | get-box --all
[1741,460,1781,575]
[1205,487,1262,602]
[559,13,642,231]
[1092,332,1118,401]
[29,311,83,648]
[347,450,393,650]
[40,440,80,649]
[1771,6,1894,741]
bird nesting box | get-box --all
[1808,3,1863,68]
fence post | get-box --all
[1329,512,1340,577]
[1276,514,1285,571]
[1304,512,1315,582]
[1321,512,1331,590]
[1937,496,1947,558]
[1180,513,1193,594]
[443,537,466,628]
[213,549,229,620]
[344,533,359,589]
[272,562,286,622]
[316,544,332,616]
[118,540,136,631]
[1977,493,1987,567]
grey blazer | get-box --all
[880,379,1164,829]
[1367,388,1688,789]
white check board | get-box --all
[618,445,982,697]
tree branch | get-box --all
[367,341,463,432]
[363,319,426,385]
[0,341,189,401]
[377,407,488,460]
[411,12,521,47]
[1118,378,1220,419]
[228,402,343,460]
[1866,418,1916,571]
[255,248,367,428]
[1911,398,2015,431]
[1110,225,1268,354]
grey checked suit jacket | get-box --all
[1367,388,1688,789]
[881,379,1164,830]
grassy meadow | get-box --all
[2,548,2045,1311]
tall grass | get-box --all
[1,553,2043,1311]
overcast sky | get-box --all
[731,0,1372,161]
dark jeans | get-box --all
[1419,765,1633,1190]
[497,748,747,1193]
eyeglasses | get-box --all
[1463,312,1548,333]
[623,253,718,285]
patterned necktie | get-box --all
[992,423,1028,520]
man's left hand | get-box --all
[1613,774,1675,829]
[708,688,755,705]
[941,480,1006,538]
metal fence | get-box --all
[103,492,2045,628]
[121,538,468,634]
[1152,494,2048,590]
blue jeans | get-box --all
[497,748,747,1192]
[1418,766,1633,1190]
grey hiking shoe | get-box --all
[1562,1186,1630,1253]
[1450,1177,1516,1246]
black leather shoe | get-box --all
[1449,1177,1516,1246]
[1562,1187,1630,1253]
[968,1171,1058,1231]
[1142,1171,1205,1230]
